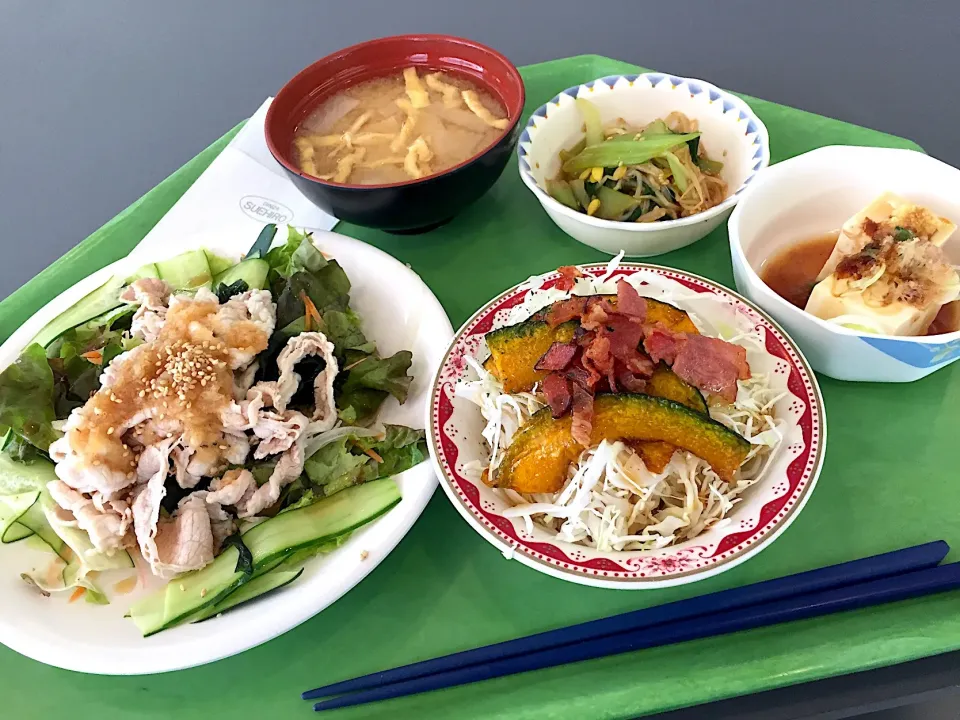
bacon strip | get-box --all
[546,297,587,327]
[555,266,584,291]
[644,329,751,403]
[571,382,594,447]
[644,327,683,365]
[541,373,572,417]
[534,342,578,372]
[617,369,648,393]
[616,279,647,321]
[671,335,750,403]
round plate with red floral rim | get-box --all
[427,261,825,589]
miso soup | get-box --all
[292,68,508,185]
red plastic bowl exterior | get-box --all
[265,34,525,232]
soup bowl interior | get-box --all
[265,34,525,232]
[729,145,960,382]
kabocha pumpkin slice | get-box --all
[483,296,697,393]
[645,362,708,414]
[497,394,749,494]
[634,362,709,471]
[643,297,699,335]
[484,319,577,393]
[631,441,677,474]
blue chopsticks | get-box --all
[302,541,950,710]
[311,558,960,711]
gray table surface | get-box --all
[2,1,959,717]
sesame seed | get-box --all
[107,427,114,435]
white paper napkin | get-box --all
[132,98,337,256]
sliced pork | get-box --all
[47,480,132,555]
[206,442,307,519]
[246,331,339,428]
[122,278,173,343]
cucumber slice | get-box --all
[213,258,269,291]
[128,478,400,636]
[128,546,247,636]
[191,568,304,622]
[204,250,236,278]
[0,491,66,559]
[155,250,213,290]
[0,445,58,495]
[127,262,160,281]
[31,274,126,348]
[0,492,40,543]
[244,478,401,569]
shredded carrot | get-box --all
[300,290,322,332]
[68,587,86,603]
[352,440,383,463]
[81,350,103,365]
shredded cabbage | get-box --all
[456,266,786,551]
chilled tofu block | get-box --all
[806,279,944,335]
[817,191,956,281]
[805,193,960,335]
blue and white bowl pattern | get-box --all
[729,145,960,383]
[517,73,770,257]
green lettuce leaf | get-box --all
[47,313,140,420]
[274,264,352,329]
[0,344,60,451]
[303,440,370,494]
[264,227,328,280]
[336,351,413,424]
[298,425,426,503]
[320,308,376,357]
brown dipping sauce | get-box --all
[760,231,960,335]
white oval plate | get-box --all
[428,264,825,589]
[0,228,453,674]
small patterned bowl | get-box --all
[427,264,825,589]
[729,145,960,382]
[518,73,770,257]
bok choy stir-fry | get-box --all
[547,99,728,222]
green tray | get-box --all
[2,55,956,720]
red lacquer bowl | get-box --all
[265,34,526,233]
